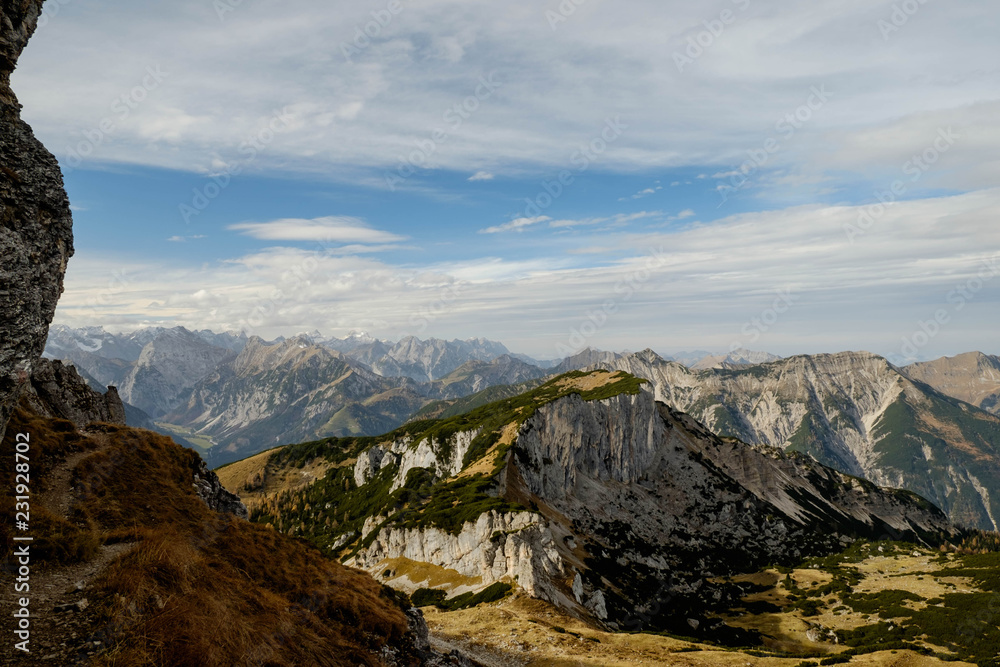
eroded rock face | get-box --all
[1,0,75,443]
[603,350,1000,530]
[352,510,565,603]
[192,457,249,519]
[348,388,957,635]
[23,358,126,427]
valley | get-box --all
[218,369,983,661]
[4,0,999,664]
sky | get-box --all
[12,0,1000,361]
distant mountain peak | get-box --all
[603,349,1000,530]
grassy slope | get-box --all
[0,404,415,667]
[243,370,646,556]
[721,539,1000,667]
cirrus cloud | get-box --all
[228,216,406,245]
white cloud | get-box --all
[620,184,663,201]
[11,0,997,198]
[229,217,405,244]
[468,171,495,181]
[549,211,662,229]
[53,190,1000,358]
[479,216,550,234]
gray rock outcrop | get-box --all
[23,358,126,427]
[343,382,956,633]
[0,0,75,443]
[192,457,249,519]
[600,349,1000,530]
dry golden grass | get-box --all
[2,404,415,667]
[378,556,483,595]
[216,444,344,514]
[459,421,521,479]
[553,369,626,393]
[424,591,969,666]
[213,446,279,493]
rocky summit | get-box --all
[0,0,74,443]
[598,349,1000,531]
[231,370,957,643]
[905,351,1000,416]
[117,326,235,418]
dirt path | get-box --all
[2,433,134,666]
[37,447,97,521]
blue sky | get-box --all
[12,0,1000,360]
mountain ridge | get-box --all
[595,349,1000,530]
[227,369,958,641]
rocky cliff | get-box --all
[600,350,1000,530]
[166,336,431,466]
[0,0,74,443]
[118,326,235,417]
[22,357,126,427]
[237,370,957,641]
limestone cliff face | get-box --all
[332,377,956,634]
[602,350,1000,530]
[352,510,565,603]
[353,428,480,492]
[0,0,75,443]
[499,391,955,629]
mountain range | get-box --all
[45,327,1000,528]
[594,350,1000,531]
[221,369,958,642]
